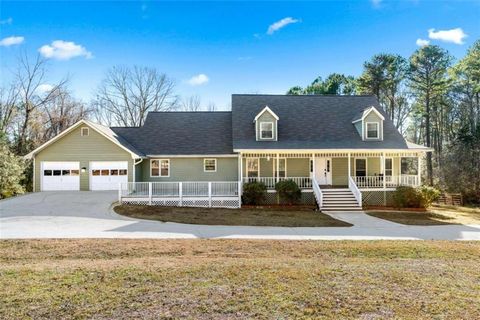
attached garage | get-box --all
[90,161,128,190]
[26,120,143,192]
[41,161,80,191]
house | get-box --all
[25,94,430,211]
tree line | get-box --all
[287,41,480,203]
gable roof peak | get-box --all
[253,105,279,122]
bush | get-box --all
[418,186,441,207]
[275,179,302,205]
[0,138,26,199]
[242,181,267,205]
[392,186,423,208]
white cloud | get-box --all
[39,40,93,60]
[36,84,54,94]
[0,36,24,47]
[428,28,467,45]
[0,17,13,25]
[267,17,300,35]
[416,38,430,46]
[187,74,209,86]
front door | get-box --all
[315,157,332,185]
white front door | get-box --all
[41,161,80,191]
[315,157,332,185]
[90,161,128,190]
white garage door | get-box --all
[41,162,80,191]
[90,161,128,191]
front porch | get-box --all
[240,151,421,191]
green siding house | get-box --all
[25,94,430,211]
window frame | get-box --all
[273,158,287,178]
[384,157,393,177]
[365,122,379,139]
[246,158,260,178]
[80,127,89,137]
[354,158,367,177]
[204,158,217,173]
[150,159,170,177]
[259,122,274,140]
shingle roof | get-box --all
[86,121,144,157]
[231,94,410,150]
[111,112,234,155]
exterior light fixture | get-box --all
[81,167,87,173]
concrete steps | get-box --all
[321,188,362,212]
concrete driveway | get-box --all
[1,192,480,240]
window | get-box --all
[119,169,127,176]
[81,127,89,137]
[366,122,379,139]
[260,122,273,139]
[204,159,217,172]
[44,170,52,176]
[246,158,259,178]
[110,169,119,175]
[53,170,61,176]
[151,159,170,177]
[92,170,101,176]
[62,170,71,176]
[274,158,286,178]
[310,160,313,173]
[101,169,109,176]
[71,170,79,176]
[355,159,367,177]
[385,158,393,176]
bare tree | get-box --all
[0,84,20,135]
[93,65,178,126]
[206,101,217,111]
[13,53,67,154]
[181,95,201,111]
[42,88,90,141]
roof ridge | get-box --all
[147,111,232,114]
[232,94,376,97]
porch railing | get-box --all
[352,175,419,188]
[348,176,362,207]
[119,181,241,208]
[243,176,312,189]
[312,176,323,210]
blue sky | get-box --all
[1,1,479,109]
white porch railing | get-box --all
[119,181,241,208]
[348,176,362,207]
[243,176,312,189]
[312,176,323,210]
[353,175,419,189]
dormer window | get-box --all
[366,122,379,139]
[254,106,279,141]
[260,122,273,139]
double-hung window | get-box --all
[355,158,367,177]
[274,158,286,178]
[204,159,217,172]
[260,122,273,139]
[151,159,170,177]
[385,158,393,176]
[246,158,259,178]
[366,122,379,139]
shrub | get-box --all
[392,186,423,208]
[275,179,302,205]
[242,181,267,205]
[0,138,26,199]
[418,186,441,208]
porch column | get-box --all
[382,152,386,189]
[276,153,280,183]
[312,153,316,182]
[347,152,351,180]
[417,154,421,186]
[238,153,243,195]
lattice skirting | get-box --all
[121,197,240,209]
[258,191,315,205]
[361,191,394,206]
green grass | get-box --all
[367,205,480,225]
[114,204,352,227]
[1,239,480,319]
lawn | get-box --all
[114,204,352,227]
[367,205,480,225]
[1,240,479,319]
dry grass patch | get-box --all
[367,205,480,225]
[1,239,479,319]
[114,204,352,227]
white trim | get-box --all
[354,157,368,177]
[253,106,279,121]
[234,148,429,153]
[351,106,385,123]
[32,157,36,192]
[259,121,274,140]
[80,127,89,136]
[365,122,380,139]
[204,158,217,172]
[150,159,170,177]
[24,120,141,159]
